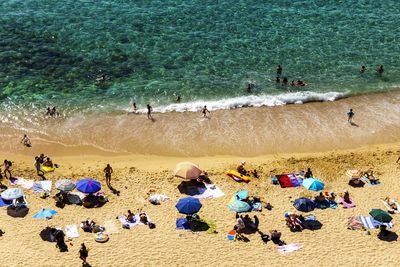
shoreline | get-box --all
[1,90,400,157]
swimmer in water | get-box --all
[376,65,384,74]
[176,96,181,103]
[360,66,367,73]
[276,64,282,77]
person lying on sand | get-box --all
[81,220,96,232]
[384,197,398,211]
[364,169,379,184]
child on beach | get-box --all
[347,109,354,124]
[21,134,31,147]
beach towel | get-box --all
[360,216,394,229]
[103,220,120,234]
[277,244,303,254]
[339,197,356,208]
[276,173,302,188]
[118,214,151,229]
[346,170,362,179]
[361,176,381,186]
[65,224,79,238]
[191,183,225,199]
[10,177,34,189]
[315,200,338,209]
[32,180,52,193]
[176,218,191,230]
[149,194,170,205]
[383,200,400,214]
[347,216,363,230]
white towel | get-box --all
[65,224,79,238]
[192,183,225,199]
[277,244,303,254]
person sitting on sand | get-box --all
[139,212,149,225]
[20,134,31,147]
[270,230,285,246]
[81,220,96,232]
[304,168,313,178]
[343,190,351,203]
[235,214,246,233]
[2,160,12,179]
[237,161,247,175]
[315,192,326,203]
[126,210,135,222]
[285,213,303,232]
[328,192,336,204]
[365,169,379,184]
[251,169,259,178]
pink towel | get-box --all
[339,197,356,208]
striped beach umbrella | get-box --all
[56,179,76,191]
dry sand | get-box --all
[0,143,400,267]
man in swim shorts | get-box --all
[347,109,354,124]
[104,164,113,187]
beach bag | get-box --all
[148,222,156,229]
[271,176,278,185]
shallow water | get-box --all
[1,0,400,115]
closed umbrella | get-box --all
[1,188,23,200]
[76,179,101,193]
[56,179,76,191]
[174,161,202,180]
[228,200,251,213]
[293,197,315,212]
[33,208,58,219]
[302,178,325,191]
[175,197,202,214]
[370,209,392,223]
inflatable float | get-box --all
[226,170,251,183]
[94,232,109,243]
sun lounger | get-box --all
[339,197,356,208]
[359,216,394,229]
[383,200,400,214]
[65,224,79,238]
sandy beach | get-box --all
[1,93,400,266]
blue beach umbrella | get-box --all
[302,178,325,191]
[293,197,315,212]
[33,208,58,219]
[1,188,23,200]
[235,190,249,201]
[228,200,251,213]
[176,197,202,214]
[76,179,101,193]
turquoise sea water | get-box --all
[1,0,400,114]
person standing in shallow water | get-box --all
[276,64,282,77]
[147,104,153,119]
[201,105,210,118]
[377,65,384,74]
[347,109,355,124]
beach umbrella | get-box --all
[56,179,76,191]
[293,197,315,212]
[370,209,393,223]
[228,200,251,213]
[33,208,58,219]
[235,190,249,201]
[1,188,23,200]
[175,197,202,214]
[174,161,202,180]
[76,179,101,193]
[302,178,325,191]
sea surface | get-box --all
[1,0,400,116]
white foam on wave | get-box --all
[130,91,348,113]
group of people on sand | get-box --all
[34,153,55,179]
[236,161,259,178]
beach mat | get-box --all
[65,224,79,238]
[118,214,151,228]
[339,197,356,208]
[33,180,52,193]
[192,183,225,199]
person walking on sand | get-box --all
[34,156,45,180]
[147,104,153,119]
[20,134,31,147]
[1,160,12,180]
[79,243,89,265]
[347,109,354,124]
[201,105,210,118]
[104,164,113,187]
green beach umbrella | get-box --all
[369,209,392,223]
